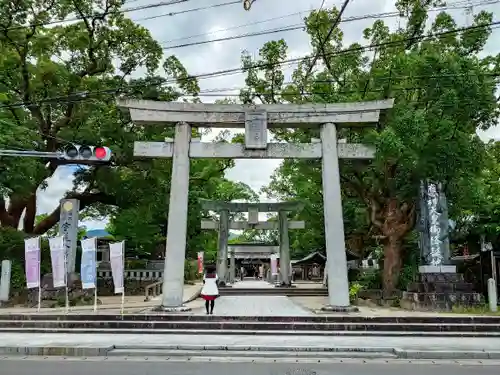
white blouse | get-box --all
[201,274,219,296]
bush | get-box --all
[349,282,363,303]
[126,259,148,270]
[357,269,382,290]
[184,259,198,282]
[0,227,51,294]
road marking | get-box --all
[1,356,500,366]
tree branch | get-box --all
[32,191,116,235]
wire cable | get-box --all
[0,20,498,109]
[3,0,191,31]
[133,0,242,22]
[160,0,500,50]
[304,0,352,80]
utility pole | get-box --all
[465,0,473,26]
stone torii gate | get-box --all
[118,99,394,312]
[227,243,280,283]
[200,200,305,286]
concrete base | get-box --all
[320,304,359,313]
[151,305,192,313]
[419,265,457,273]
[274,283,296,288]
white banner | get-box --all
[109,241,125,294]
[24,237,41,289]
[80,237,97,289]
[49,236,66,288]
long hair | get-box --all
[205,264,216,278]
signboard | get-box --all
[244,110,267,149]
[197,251,204,274]
[58,199,80,273]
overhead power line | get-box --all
[133,0,242,22]
[153,5,312,44]
[160,0,500,50]
[3,0,191,31]
[304,0,352,80]
[0,20,499,110]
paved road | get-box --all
[2,357,498,375]
[211,295,313,316]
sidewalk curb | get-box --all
[2,344,500,360]
[0,346,114,356]
[113,345,396,353]
[394,348,500,360]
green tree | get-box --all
[0,0,256,257]
[241,1,500,293]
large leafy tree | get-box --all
[0,0,256,260]
[241,1,500,293]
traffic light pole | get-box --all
[0,149,61,158]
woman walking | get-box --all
[201,265,219,315]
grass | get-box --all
[450,304,500,315]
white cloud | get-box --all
[35,0,500,228]
[36,165,75,216]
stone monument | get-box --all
[402,180,482,310]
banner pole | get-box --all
[93,237,98,313]
[121,241,125,315]
[37,237,41,312]
[64,240,69,314]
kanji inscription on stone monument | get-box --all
[245,110,267,149]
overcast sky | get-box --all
[36,0,500,230]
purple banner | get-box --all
[24,237,40,289]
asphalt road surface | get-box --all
[2,357,499,375]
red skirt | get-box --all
[201,294,218,301]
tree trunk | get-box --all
[369,197,415,297]
[382,235,403,297]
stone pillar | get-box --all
[161,122,191,310]
[229,250,236,284]
[320,123,356,311]
[217,209,229,286]
[278,210,291,286]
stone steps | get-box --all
[1,318,500,335]
[218,288,328,296]
[1,314,499,324]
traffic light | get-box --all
[61,144,112,163]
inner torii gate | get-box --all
[118,99,394,312]
[200,200,305,286]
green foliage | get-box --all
[0,1,258,265]
[349,282,363,303]
[184,259,198,282]
[125,259,148,270]
[240,1,500,292]
[0,227,51,292]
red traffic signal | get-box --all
[61,145,112,163]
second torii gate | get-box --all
[118,98,394,312]
[200,200,304,286]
